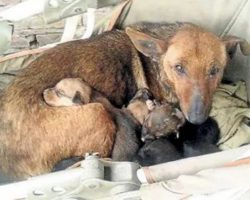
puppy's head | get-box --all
[126,23,250,124]
[126,88,153,124]
[43,78,92,107]
[141,104,184,141]
[135,138,182,166]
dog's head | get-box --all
[126,23,250,124]
[43,78,91,107]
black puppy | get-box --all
[135,137,182,166]
[136,118,220,166]
[178,117,220,157]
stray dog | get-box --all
[1,23,249,180]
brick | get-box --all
[36,34,61,46]
[10,34,30,49]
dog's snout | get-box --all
[187,93,207,125]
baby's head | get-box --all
[126,88,154,124]
[43,78,91,107]
[141,103,185,141]
[135,137,182,166]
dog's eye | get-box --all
[209,66,220,78]
[175,64,185,74]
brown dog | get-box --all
[126,22,250,124]
[0,23,249,180]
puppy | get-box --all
[43,78,92,107]
[141,102,185,141]
[180,118,220,157]
[135,137,182,166]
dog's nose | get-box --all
[187,94,208,125]
[187,112,207,125]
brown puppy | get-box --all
[0,24,249,180]
[141,103,185,141]
[43,78,92,107]
[126,89,185,141]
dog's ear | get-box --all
[222,35,250,59]
[72,91,84,105]
[126,27,167,61]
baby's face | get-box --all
[43,78,87,107]
[142,104,185,141]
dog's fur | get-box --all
[0,23,249,180]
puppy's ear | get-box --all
[222,35,250,59]
[72,91,84,105]
[126,27,167,61]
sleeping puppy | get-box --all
[135,137,182,166]
[180,118,220,157]
[43,78,92,106]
